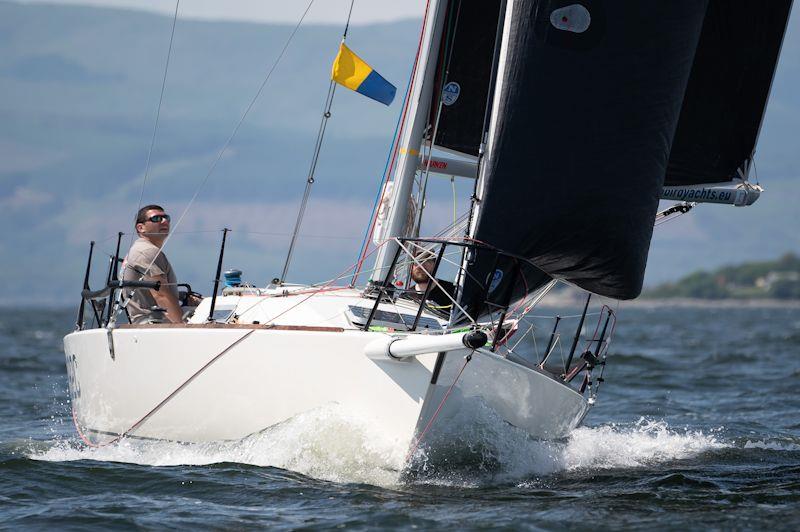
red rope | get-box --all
[405,352,472,462]
[72,404,109,448]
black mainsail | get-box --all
[429,0,504,157]
[458,0,710,315]
[452,0,794,317]
[666,0,793,186]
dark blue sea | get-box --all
[1,304,799,530]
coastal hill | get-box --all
[0,2,798,305]
[643,253,800,300]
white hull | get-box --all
[64,290,589,455]
[65,326,438,445]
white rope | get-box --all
[280,80,338,282]
[451,176,457,226]
[279,0,357,283]
[140,0,316,277]
[655,202,696,227]
[526,312,603,319]
[508,323,534,353]
[135,0,181,219]
[655,212,690,227]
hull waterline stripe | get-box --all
[76,412,297,445]
[77,425,162,443]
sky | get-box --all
[17,0,426,24]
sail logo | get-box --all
[662,187,731,201]
[550,5,591,33]
[489,269,503,293]
[442,82,461,106]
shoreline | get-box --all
[625,297,800,308]
[2,296,799,311]
[537,294,800,309]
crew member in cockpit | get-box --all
[410,253,456,310]
[121,204,198,324]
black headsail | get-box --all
[429,0,504,157]
[458,0,710,317]
[666,0,793,186]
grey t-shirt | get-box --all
[122,237,179,323]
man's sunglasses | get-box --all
[146,214,171,223]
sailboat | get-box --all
[64,0,793,462]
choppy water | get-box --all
[1,305,799,529]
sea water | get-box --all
[1,306,799,529]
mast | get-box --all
[370,0,449,285]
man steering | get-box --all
[121,204,198,324]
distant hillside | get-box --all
[0,2,421,304]
[0,1,798,305]
[643,253,800,300]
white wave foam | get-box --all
[743,439,800,452]
[410,415,726,485]
[562,419,726,470]
[30,405,406,486]
[29,411,727,488]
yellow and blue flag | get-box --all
[331,43,396,106]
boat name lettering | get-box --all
[662,187,732,202]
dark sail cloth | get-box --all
[666,0,793,186]
[459,0,709,318]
